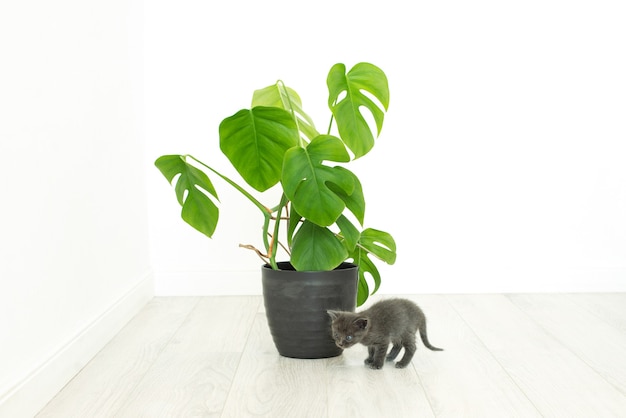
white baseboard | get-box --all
[154,267,626,296]
[0,271,154,418]
[381,268,626,294]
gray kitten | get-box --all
[328,298,443,369]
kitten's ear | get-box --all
[327,310,340,321]
[354,318,368,330]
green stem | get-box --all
[261,214,272,263]
[277,80,305,148]
[186,155,270,216]
[186,154,275,262]
[327,97,337,135]
[268,193,289,269]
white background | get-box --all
[146,0,626,294]
[1,0,625,415]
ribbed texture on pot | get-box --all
[262,262,358,359]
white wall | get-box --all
[0,1,623,415]
[146,0,626,295]
[0,1,151,416]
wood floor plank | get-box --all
[34,294,626,418]
[36,297,200,418]
[508,293,626,396]
[449,294,626,417]
[220,313,329,418]
[406,295,541,418]
[116,352,241,418]
[114,296,260,417]
[325,344,435,418]
[567,293,626,333]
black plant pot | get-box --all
[262,261,358,359]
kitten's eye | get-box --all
[346,335,353,342]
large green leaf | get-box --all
[350,228,397,305]
[219,106,299,192]
[335,214,361,253]
[355,255,378,306]
[287,204,302,248]
[252,84,319,142]
[327,62,390,159]
[326,167,365,226]
[155,155,219,238]
[358,228,397,265]
[290,221,348,271]
[282,135,353,227]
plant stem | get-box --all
[277,80,305,148]
[185,154,276,265]
[186,155,270,215]
[326,114,334,135]
[268,193,289,269]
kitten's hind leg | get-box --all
[386,343,402,361]
[395,338,417,369]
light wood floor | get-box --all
[36,293,626,418]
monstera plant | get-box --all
[155,62,396,306]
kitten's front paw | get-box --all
[395,362,409,369]
[366,362,384,370]
[364,358,374,365]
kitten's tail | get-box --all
[419,322,444,351]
